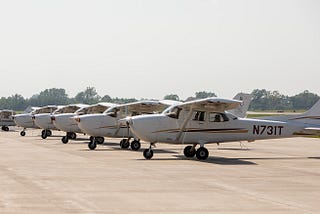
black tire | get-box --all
[184,146,196,158]
[196,147,209,160]
[46,130,52,136]
[4,126,9,132]
[41,132,47,139]
[88,141,97,150]
[68,132,77,140]
[20,131,26,136]
[41,130,46,136]
[143,149,154,160]
[90,136,94,143]
[131,140,141,151]
[95,137,104,144]
[1,126,5,131]
[120,139,130,149]
[61,136,69,144]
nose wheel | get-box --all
[88,141,97,150]
[20,130,26,136]
[61,136,69,144]
[143,148,154,159]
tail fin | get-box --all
[301,99,320,117]
[229,93,253,118]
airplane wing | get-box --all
[174,97,242,112]
[126,100,175,113]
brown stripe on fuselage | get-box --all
[152,128,248,134]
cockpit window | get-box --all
[165,106,181,119]
[193,111,206,121]
[209,112,229,122]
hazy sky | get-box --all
[0,0,319,100]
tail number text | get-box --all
[253,125,284,135]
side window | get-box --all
[193,111,206,121]
[209,113,229,122]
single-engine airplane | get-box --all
[124,97,320,160]
[52,103,115,144]
[0,110,16,131]
[33,105,66,139]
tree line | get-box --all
[0,87,319,112]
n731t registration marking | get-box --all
[253,125,284,135]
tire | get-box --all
[143,149,154,160]
[131,140,141,151]
[120,139,130,149]
[95,137,104,144]
[20,131,26,136]
[2,126,8,131]
[68,132,77,140]
[88,141,97,150]
[61,136,69,144]
[90,136,94,143]
[196,147,209,160]
[41,132,47,139]
[46,130,52,136]
[184,146,196,158]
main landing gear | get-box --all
[88,137,105,150]
[41,129,52,139]
[143,144,209,160]
[120,138,141,151]
[1,126,9,132]
[61,132,77,144]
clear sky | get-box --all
[0,0,319,100]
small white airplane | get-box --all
[75,100,181,150]
[33,105,66,139]
[52,103,115,144]
[124,97,320,160]
[0,110,16,131]
[13,106,58,136]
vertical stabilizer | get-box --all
[229,93,253,118]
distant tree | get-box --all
[33,88,70,106]
[164,94,180,101]
[250,89,291,111]
[100,95,112,102]
[290,90,319,110]
[195,91,216,99]
[75,87,101,104]
[111,97,137,104]
[0,94,28,111]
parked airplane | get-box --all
[13,106,58,136]
[0,110,16,131]
[52,103,115,144]
[33,105,66,139]
[75,100,180,150]
[124,97,320,160]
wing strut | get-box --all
[175,107,194,142]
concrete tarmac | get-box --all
[0,129,320,213]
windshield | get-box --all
[164,106,181,119]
